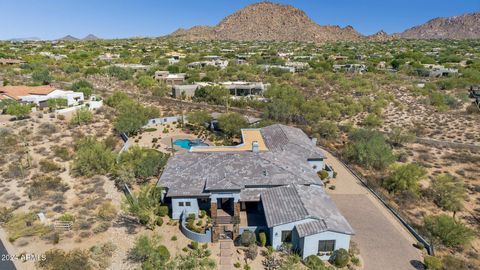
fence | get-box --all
[180,211,212,243]
[325,149,434,256]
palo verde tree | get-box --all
[217,112,249,138]
[430,174,467,218]
[344,128,395,170]
[383,163,426,195]
[6,102,32,120]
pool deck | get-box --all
[190,129,268,152]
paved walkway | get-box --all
[219,240,234,270]
[322,148,424,270]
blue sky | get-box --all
[0,0,479,40]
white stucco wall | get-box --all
[301,231,351,260]
[307,159,325,173]
[270,219,316,250]
[172,198,199,219]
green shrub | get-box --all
[332,248,349,268]
[96,201,117,221]
[240,230,256,247]
[234,262,241,268]
[171,235,177,241]
[157,206,169,217]
[156,217,163,226]
[37,249,92,270]
[58,213,75,222]
[424,255,443,270]
[424,215,474,248]
[259,231,267,247]
[304,255,324,269]
[39,159,62,173]
[191,241,199,250]
[317,170,329,180]
[351,256,360,266]
[93,221,110,234]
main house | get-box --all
[0,85,84,107]
[157,124,353,259]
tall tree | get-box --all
[430,174,467,218]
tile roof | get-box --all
[0,85,55,100]
[158,124,324,197]
[261,185,354,236]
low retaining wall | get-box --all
[180,211,212,243]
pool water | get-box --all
[174,139,208,150]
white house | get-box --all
[158,124,352,259]
[0,85,84,107]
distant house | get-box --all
[39,52,67,60]
[171,81,269,99]
[420,64,458,77]
[0,85,84,107]
[261,65,296,73]
[329,55,348,61]
[285,61,310,72]
[97,53,120,62]
[333,64,367,74]
[154,71,186,86]
[113,63,150,72]
[0,58,25,65]
[172,84,200,99]
[158,124,352,260]
[187,59,229,69]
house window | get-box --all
[185,202,191,207]
[318,240,335,253]
[281,231,292,243]
[178,202,184,207]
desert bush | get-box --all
[424,214,474,248]
[245,244,258,261]
[124,184,163,229]
[240,230,256,247]
[70,108,93,125]
[332,248,349,268]
[37,248,92,270]
[58,213,75,222]
[259,231,267,247]
[344,129,395,170]
[5,212,51,242]
[423,255,443,270]
[51,146,72,161]
[96,201,117,221]
[430,174,466,216]
[304,255,325,269]
[93,221,111,234]
[156,206,169,217]
[317,170,329,180]
[39,159,62,173]
[38,122,58,136]
[28,175,69,199]
[383,163,426,195]
[73,136,115,176]
[117,146,169,181]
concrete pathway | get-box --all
[322,148,424,270]
[219,240,234,270]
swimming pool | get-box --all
[174,139,208,150]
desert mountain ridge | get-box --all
[397,12,480,39]
[167,2,480,42]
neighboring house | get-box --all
[0,58,25,65]
[421,64,458,77]
[235,55,248,65]
[261,65,296,73]
[157,124,352,259]
[154,71,186,86]
[113,63,150,72]
[285,61,310,72]
[220,81,269,97]
[187,59,229,69]
[0,85,84,107]
[97,53,120,62]
[329,55,348,61]
[172,84,200,99]
[39,52,67,60]
[171,81,269,99]
[333,64,367,74]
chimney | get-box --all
[252,141,259,153]
[311,137,318,145]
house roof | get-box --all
[261,185,354,236]
[158,124,324,197]
[0,85,55,100]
